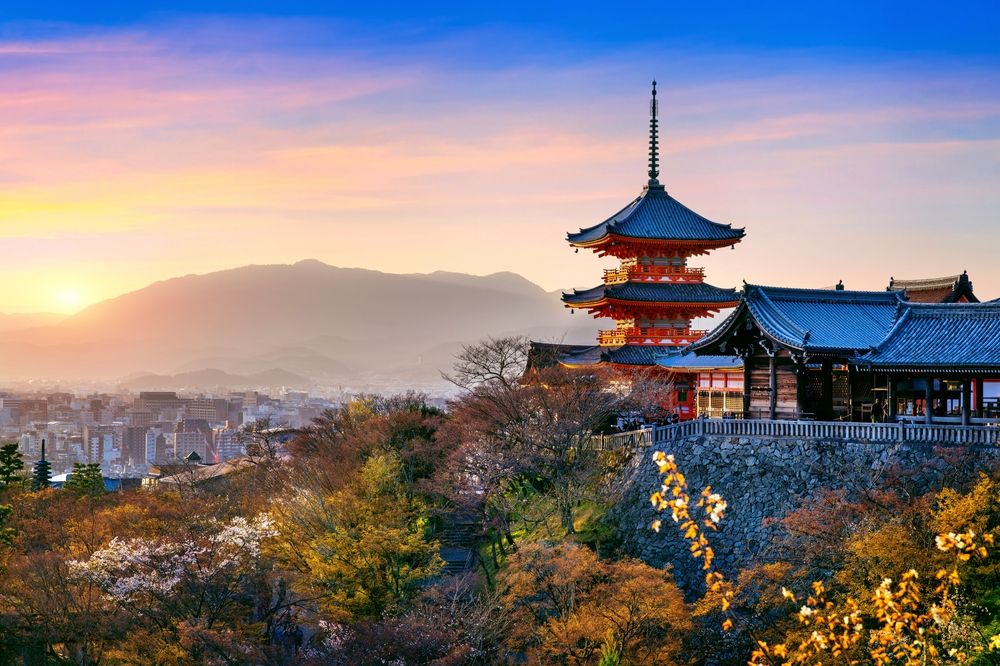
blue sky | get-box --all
[4,2,1000,55]
[1,2,999,313]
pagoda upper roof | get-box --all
[562,281,739,307]
[853,302,1000,371]
[567,183,745,247]
[690,284,907,355]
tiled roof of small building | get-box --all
[655,349,742,371]
[853,303,1000,369]
[887,271,979,304]
[690,285,907,355]
[524,342,676,368]
[562,281,739,306]
[567,184,745,245]
[603,345,666,366]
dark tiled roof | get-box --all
[526,342,598,370]
[567,184,745,245]
[887,271,979,304]
[689,285,906,355]
[744,285,905,352]
[655,349,742,371]
[604,345,666,365]
[854,303,1000,369]
[562,281,739,306]
[525,342,681,368]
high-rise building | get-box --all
[166,431,209,462]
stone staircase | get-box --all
[437,515,480,576]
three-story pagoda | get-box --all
[562,82,744,371]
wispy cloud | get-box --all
[1,16,999,312]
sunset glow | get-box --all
[1,4,999,314]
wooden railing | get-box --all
[603,265,706,285]
[587,418,1000,450]
[584,427,656,451]
[597,328,708,347]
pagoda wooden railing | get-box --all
[597,328,708,347]
[585,418,1000,450]
[603,265,706,285]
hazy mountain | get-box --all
[0,312,65,333]
[0,260,597,388]
[121,368,311,391]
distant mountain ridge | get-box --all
[0,312,65,333]
[0,260,597,388]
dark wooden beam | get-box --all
[768,354,777,420]
[742,353,753,419]
[962,380,971,426]
[924,379,933,425]
[976,378,984,418]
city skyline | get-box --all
[2,2,1000,313]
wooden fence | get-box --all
[587,418,1000,450]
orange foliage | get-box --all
[502,542,690,664]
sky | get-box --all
[1,2,1000,313]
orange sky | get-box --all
[2,18,1000,313]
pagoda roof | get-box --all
[655,349,742,371]
[562,281,738,307]
[690,284,907,355]
[567,184,745,246]
[887,271,979,303]
[853,302,1000,371]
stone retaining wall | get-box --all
[610,435,1000,592]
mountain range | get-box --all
[0,260,598,390]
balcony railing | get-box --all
[597,327,708,347]
[584,418,1000,451]
[603,265,706,285]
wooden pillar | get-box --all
[821,360,833,421]
[975,378,984,418]
[887,378,897,421]
[962,379,971,425]
[924,378,933,425]
[768,354,777,420]
[742,355,753,419]
[795,360,807,420]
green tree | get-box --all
[0,443,24,488]
[277,452,443,621]
[64,463,105,497]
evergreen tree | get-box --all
[0,443,24,488]
[64,463,105,497]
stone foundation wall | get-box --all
[610,435,1000,592]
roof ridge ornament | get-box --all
[647,80,661,188]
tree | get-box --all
[501,542,691,664]
[64,463,105,497]
[276,453,443,621]
[445,336,668,536]
[0,443,24,488]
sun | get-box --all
[55,287,86,313]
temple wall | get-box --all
[610,434,1000,593]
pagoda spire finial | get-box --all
[648,80,660,186]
